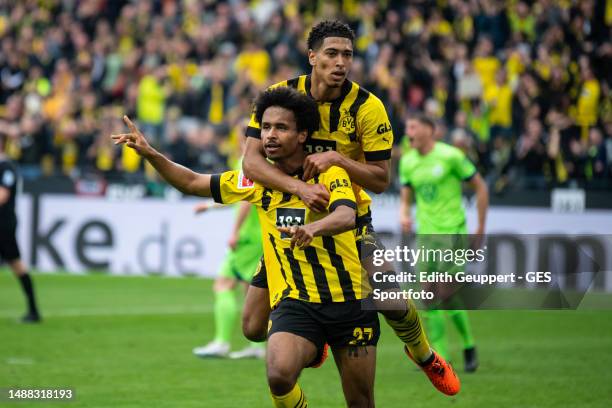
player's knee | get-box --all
[267,365,297,396]
[242,313,267,342]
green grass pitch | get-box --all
[1,272,611,407]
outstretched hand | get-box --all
[111,115,155,158]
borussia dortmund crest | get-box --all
[338,109,356,133]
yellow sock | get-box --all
[384,299,432,363]
[271,384,307,408]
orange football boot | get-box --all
[406,347,461,396]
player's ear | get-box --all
[308,49,316,67]
[297,130,308,144]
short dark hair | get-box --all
[254,87,320,137]
[409,113,436,130]
[307,20,355,50]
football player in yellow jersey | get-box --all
[242,20,460,396]
[112,87,382,407]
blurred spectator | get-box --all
[509,1,536,43]
[137,64,168,147]
[165,125,190,168]
[189,125,227,174]
[0,0,609,193]
[234,38,271,87]
[585,127,608,187]
[514,118,548,188]
[485,68,514,139]
[575,64,601,137]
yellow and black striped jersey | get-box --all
[210,165,367,308]
[246,75,393,161]
[246,75,392,223]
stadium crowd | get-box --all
[0,0,610,192]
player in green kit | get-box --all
[398,114,489,372]
[193,135,265,360]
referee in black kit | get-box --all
[0,134,41,322]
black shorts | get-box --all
[268,297,380,366]
[0,227,20,262]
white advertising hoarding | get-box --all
[17,195,235,277]
[369,194,612,235]
[15,194,612,287]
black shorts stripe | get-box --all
[329,80,353,132]
[304,247,332,302]
[322,236,356,301]
[348,87,370,142]
[246,125,261,139]
[284,248,310,301]
[364,149,392,161]
[286,77,299,89]
[210,174,222,203]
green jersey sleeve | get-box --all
[451,149,477,181]
[398,153,413,187]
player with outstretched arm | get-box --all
[113,87,381,407]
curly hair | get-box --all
[307,20,355,50]
[254,87,320,137]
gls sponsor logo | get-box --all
[376,123,392,135]
[329,178,349,192]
